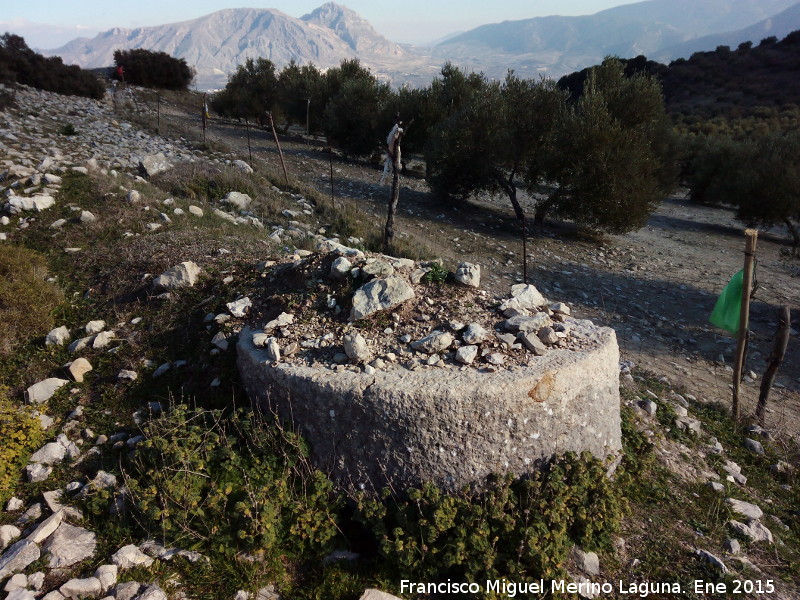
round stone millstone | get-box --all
[237,320,621,495]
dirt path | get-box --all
[156,103,800,439]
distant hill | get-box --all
[654,2,800,60]
[557,31,800,118]
[432,0,799,78]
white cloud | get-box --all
[0,19,99,50]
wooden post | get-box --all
[522,214,528,284]
[383,134,402,251]
[245,117,252,164]
[306,97,311,136]
[201,92,207,143]
[732,229,758,421]
[156,91,160,134]
[267,112,289,185]
[755,306,791,426]
[329,146,335,206]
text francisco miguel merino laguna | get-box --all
[399,578,776,597]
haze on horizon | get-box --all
[1,0,641,49]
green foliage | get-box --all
[58,123,77,136]
[150,162,257,202]
[113,48,193,91]
[0,387,45,504]
[545,58,676,233]
[323,61,390,157]
[421,262,449,285]
[125,405,341,567]
[211,57,278,122]
[277,60,326,133]
[0,33,104,99]
[685,131,800,244]
[0,245,62,355]
[355,453,625,592]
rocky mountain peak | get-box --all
[302,2,405,56]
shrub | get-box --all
[0,388,45,504]
[113,48,194,91]
[0,33,104,99]
[124,405,341,567]
[355,452,626,590]
[0,245,62,355]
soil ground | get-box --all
[157,98,800,441]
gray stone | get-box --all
[696,549,728,573]
[707,481,725,493]
[462,323,488,345]
[152,261,201,292]
[5,497,24,512]
[639,399,657,416]
[25,464,53,483]
[455,345,478,365]
[117,369,138,381]
[85,320,106,334]
[222,191,252,211]
[454,262,480,287]
[9,195,55,212]
[362,260,394,278]
[349,277,414,321]
[68,357,93,382]
[111,544,154,569]
[330,257,352,279]
[744,438,765,455]
[68,336,93,354]
[80,210,97,223]
[359,591,401,600]
[94,564,118,592]
[27,509,64,544]
[188,205,204,217]
[550,302,571,316]
[43,523,96,568]
[42,592,65,600]
[537,326,559,345]
[112,582,140,600]
[233,160,254,174]
[264,337,281,362]
[411,331,453,354]
[138,153,172,178]
[0,525,21,551]
[28,571,45,590]
[136,584,167,600]
[0,540,40,579]
[675,416,702,434]
[4,573,28,592]
[723,538,740,554]
[125,190,141,203]
[60,578,102,599]
[92,330,115,349]
[29,442,66,465]
[45,326,71,346]
[495,333,517,349]
[484,352,505,365]
[227,297,252,318]
[15,503,42,524]
[571,546,600,575]
[499,284,546,312]
[344,333,371,363]
[263,312,294,331]
[25,378,69,404]
[518,331,548,355]
[6,590,35,600]
[504,313,552,333]
[726,498,763,520]
[237,318,621,494]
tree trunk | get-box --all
[383,132,403,251]
[497,175,529,283]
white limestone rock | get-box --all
[45,326,71,347]
[454,262,480,288]
[25,378,69,404]
[349,277,414,321]
[152,261,201,292]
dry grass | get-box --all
[0,245,63,355]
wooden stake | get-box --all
[201,92,207,143]
[522,214,528,284]
[732,229,758,421]
[156,91,160,135]
[383,134,402,251]
[329,146,335,206]
[245,117,252,164]
[267,112,289,185]
[755,306,791,426]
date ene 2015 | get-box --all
[694,580,774,594]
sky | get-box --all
[0,0,639,49]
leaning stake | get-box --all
[267,111,289,186]
[755,306,791,426]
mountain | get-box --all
[43,3,415,89]
[654,2,800,60]
[432,0,799,78]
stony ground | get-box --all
[171,103,800,441]
[1,85,798,599]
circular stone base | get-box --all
[237,320,621,494]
